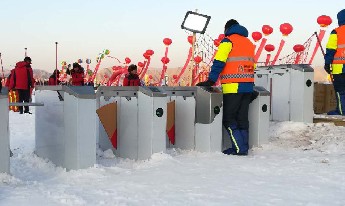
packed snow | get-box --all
[1,107,345,206]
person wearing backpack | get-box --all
[9,57,34,114]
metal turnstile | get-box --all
[195,87,223,152]
[96,86,139,159]
[222,86,270,150]
[248,87,270,147]
[0,87,10,173]
[161,87,197,150]
[96,86,167,160]
[35,86,96,170]
[255,64,314,123]
[138,87,167,159]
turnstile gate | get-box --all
[0,87,10,174]
[96,86,167,160]
[35,86,96,170]
[255,64,314,123]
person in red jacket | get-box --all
[48,69,60,85]
[9,57,35,114]
[123,64,141,86]
[66,63,84,86]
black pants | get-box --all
[223,93,252,130]
[333,74,345,92]
[17,89,30,113]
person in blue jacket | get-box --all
[324,9,345,115]
[197,19,255,155]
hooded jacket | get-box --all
[9,61,34,90]
[325,9,345,74]
[208,24,255,93]
[67,67,84,86]
[123,73,140,86]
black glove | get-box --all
[250,90,259,103]
[324,64,331,74]
[196,80,215,86]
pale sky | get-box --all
[0,0,343,73]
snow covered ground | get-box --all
[1,108,345,206]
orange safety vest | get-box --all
[333,25,345,64]
[220,34,255,84]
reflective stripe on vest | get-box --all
[220,34,255,84]
[226,56,255,62]
[334,57,345,61]
[333,26,345,65]
[220,73,255,80]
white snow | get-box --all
[1,107,345,205]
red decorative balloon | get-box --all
[279,23,293,36]
[161,57,170,64]
[125,57,131,64]
[252,32,262,42]
[293,44,305,53]
[262,25,273,36]
[138,62,144,67]
[143,53,150,59]
[317,15,332,27]
[163,38,172,46]
[214,39,221,47]
[194,56,202,64]
[187,36,193,45]
[173,74,177,79]
[264,44,275,52]
[149,75,153,79]
[146,49,154,56]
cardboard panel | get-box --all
[166,100,175,145]
[313,83,336,114]
[96,102,117,148]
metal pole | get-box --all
[315,31,333,81]
[190,9,198,85]
[314,31,326,56]
[25,48,27,57]
[55,42,58,85]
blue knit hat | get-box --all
[337,9,345,26]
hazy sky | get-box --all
[0,0,343,72]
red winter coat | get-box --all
[69,69,84,86]
[123,74,140,86]
[48,77,59,85]
[9,61,34,90]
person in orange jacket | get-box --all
[324,9,345,115]
[197,19,255,156]
[9,57,35,114]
